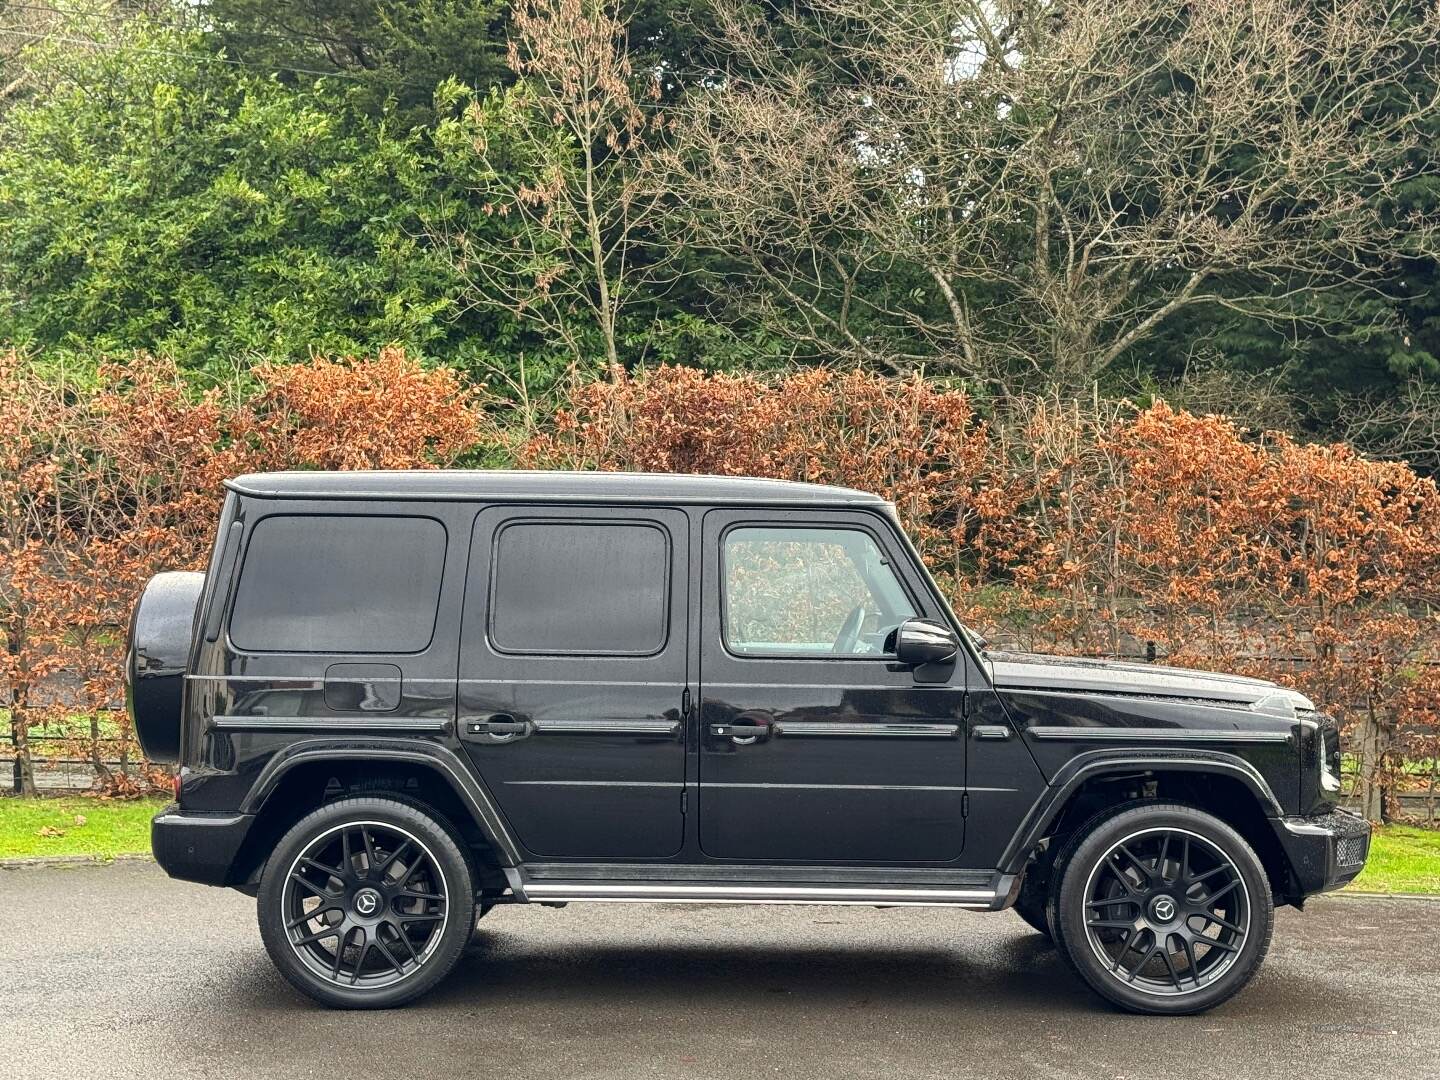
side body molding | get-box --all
[241,738,521,867]
[996,748,1286,877]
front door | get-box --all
[457,504,688,860]
[698,509,967,864]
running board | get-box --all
[506,871,1016,909]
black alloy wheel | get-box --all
[1053,804,1273,1015]
[258,797,475,1009]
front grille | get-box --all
[1336,833,1368,867]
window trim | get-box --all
[718,520,920,662]
[227,512,448,656]
[484,517,674,658]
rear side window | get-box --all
[229,515,446,654]
[489,522,669,655]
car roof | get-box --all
[225,470,890,508]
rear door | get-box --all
[456,504,688,860]
[698,509,967,864]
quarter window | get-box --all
[722,526,917,657]
[489,522,670,655]
[229,515,446,654]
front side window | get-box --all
[489,521,670,655]
[722,526,917,657]
[229,515,446,654]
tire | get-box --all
[257,796,476,1009]
[1051,803,1273,1015]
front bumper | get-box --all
[152,804,255,887]
[1273,809,1372,897]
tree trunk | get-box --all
[580,139,620,373]
[6,623,35,795]
[88,712,113,790]
[1354,702,1394,823]
[11,699,35,796]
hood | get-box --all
[984,650,1315,716]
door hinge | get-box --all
[681,687,691,718]
[681,788,689,815]
[962,792,970,818]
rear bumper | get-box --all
[152,804,254,887]
[1273,809,1371,897]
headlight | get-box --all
[1318,721,1343,794]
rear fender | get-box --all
[243,738,521,867]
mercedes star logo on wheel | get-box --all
[1152,897,1175,922]
[354,890,379,916]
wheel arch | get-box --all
[1001,751,1301,904]
[228,739,519,890]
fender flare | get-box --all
[996,748,1285,876]
[242,737,521,867]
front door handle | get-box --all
[466,714,529,738]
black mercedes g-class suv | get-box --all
[128,470,1368,1013]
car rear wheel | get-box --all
[1053,803,1273,1015]
[1012,866,1053,941]
[257,796,475,1009]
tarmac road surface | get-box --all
[1,860,1436,1080]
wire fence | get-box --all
[5,732,144,794]
[5,643,1437,820]
[6,723,1438,825]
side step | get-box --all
[504,868,1016,909]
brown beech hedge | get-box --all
[3,354,1436,819]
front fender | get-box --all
[996,748,1285,876]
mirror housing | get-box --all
[892,618,959,668]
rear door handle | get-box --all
[972,725,1010,740]
[710,715,771,744]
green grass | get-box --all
[1,797,1436,894]
[0,796,169,859]
[1347,826,1440,895]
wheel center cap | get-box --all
[1150,895,1177,923]
[353,887,383,918]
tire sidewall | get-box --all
[1054,803,1274,1015]
[257,796,476,1009]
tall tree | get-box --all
[199,0,512,126]
[668,0,1440,393]
[0,17,513,380]
[433,0,677,373]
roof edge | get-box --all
[222,469,888,507]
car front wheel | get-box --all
[257,796,476,1009]
[1053,803,1274,1015]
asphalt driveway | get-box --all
[1,861,1436,1080]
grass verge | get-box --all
[0,795,169,859]
[1,797,1436,892]
[1346,825,1440,895]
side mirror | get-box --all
[892,618,959,667]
